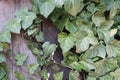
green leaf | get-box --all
[106,40,120,57]
[110,7,117,19]
[39,0,55,18]
[27,28,37,36]
[99,75,113,80]
[15,7,36,30]
[35,32,44,42]
[54,19,65,32]
[76,33,98,53]
[94,58,118,76]
[79,61,95,70]
[42,42,57,58]
[0,43,3,51]
[27,63,39,75]
[40,70,49,80]
[0,68,7,79]
[64,0,83,16]
[69,71,79,80]
[87,3,98,14]
[53,0,64,8]
[86,77,96,80]
[65,21,78,33]
[69,62,82,71]
[15,54,28,66]
[58,32,76,53]
[53,72,63,80]
[82,44,106,59]
[97,20,114,43]
[105,0,120,10]
[110,68,120,80]
[0,54,6,63]
[4,18,21,34]
[15,71,25,80]
[0,30,11,43]
[92,10,105,26]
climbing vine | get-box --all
[0,0,120,80]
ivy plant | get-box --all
[0,0,120,80]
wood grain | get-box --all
[0,0,41,80]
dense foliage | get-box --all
[0,0,120,80]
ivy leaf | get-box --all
[4,18,21,34]
[0,68,7,79]
[105,0,120,10]
[65,21,78,33]
[27,28,37,36]
[35,32,44,42]
[54,19,66,32]
[82,44,106,59]
[64,0,83,16]
[79,61,95,70]
[42,42,57,59]
[87,3,98,14]
[39,0,55,18]
[69,62,82,71]
[40,70,49,80]
[69,71,79,80]
[27,63,39,75]
[15,71,25,80]
[15,54,28,66]
[110,68,120,80]
[53,72,63,80]
[0,54,6,63]
[92,10,105,26]
[0,43,3,51]
[53,0,64,8]
[110,7,117,19]
[106,40,120,57]
[58,32,76,53]
[15,7,36,30]
[76,33,98,53]
[94,58,118,76]
[86,77,96,80]
[97,20,114,43]
[0,30,11,43]
[99,75,113,80]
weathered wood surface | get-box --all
[0,0,70,80]
[0,0,40,80]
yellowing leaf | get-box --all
[92,10,105,26]
[110,68,120,80]
[110,29,117,37]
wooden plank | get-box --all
[0,0,41,80]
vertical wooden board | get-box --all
[42,18,70,80]
[0,0,41,80]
